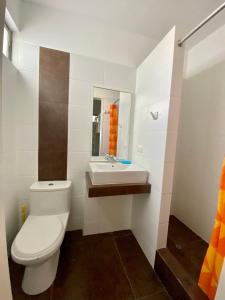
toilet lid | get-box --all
[14,215,63,258]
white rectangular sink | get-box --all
[89,162,148,185]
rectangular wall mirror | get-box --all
[92,87,132,159]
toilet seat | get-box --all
[12,215,64,265]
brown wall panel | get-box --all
[38,47,70,181]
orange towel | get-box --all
[198,157,225,299]
[108,104,118,156]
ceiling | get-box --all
[24,0,225,46]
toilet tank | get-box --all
[29,181,71,215]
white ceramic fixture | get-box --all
[11,181,71,295]
[89,162,148,185]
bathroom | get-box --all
[0,0,225,299]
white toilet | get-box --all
[11,180,71,295]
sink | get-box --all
[89,162,148,185]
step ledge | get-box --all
[155,248,208,300]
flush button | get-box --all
[48,183,54,186]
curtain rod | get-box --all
[178,2,225,47]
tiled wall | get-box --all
[39,47,69,180]
[171,25,225,243]
[12,39,136,232]
[13,38,39,207]
[83,195,132,235]
[131,27,184,266]
[0,2,14,295]
[1,56,19,248]
[67,54,136,230]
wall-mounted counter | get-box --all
[86,172,151,198]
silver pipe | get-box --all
[178,2,225,47]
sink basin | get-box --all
[89,162,148,185]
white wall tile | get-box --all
[68,55,136,231]
[67,172,86,198]
[83,195,132,235]
[167,97,181,132]
[171,47,185,99]
[165,131,178,163]
[16,124,38,151]
[17,71,39,125]
[67,152,90,174]
[104,62,136,92]
[162,163,175,194]
[68,105,92,131]
[70,54,104,85]
[10,41,137,236]
[159,194,172,224]
[16,151,38,176]
[68,129,91,153]
[16,175,37,203]
[1,57,21,247]
[131,27,183,267]
[14,41,39,74]
[69,79,93,106]
[157,222,169,249]
[83,221,100,235]
[67,196,84,231]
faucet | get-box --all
[104,154,118,163]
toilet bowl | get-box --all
[11,180,71,295]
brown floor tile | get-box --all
[155,249,209,300]
[112,230,133,238]
[10,230,167,300]
[167,215,208,281]
[167,239,208,281]
[63,230,83,246]
[114,234,144,260]
[139,290,171,299]
[122,254,163,298]
[53,234,134,300]
[168,215,201,248]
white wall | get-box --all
[131,27,184,266]
[12,38,39,216]
[1,40,38,251]
[83,195,132,235]
[185,24,225,79]
[2,56,19,247]
[172,25,225,242]
[19,1,157,68]
[12,38,136,231]
[67,54,136,231]
[0,0,13,298]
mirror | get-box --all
[92,87,132,159]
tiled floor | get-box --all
[155,216,209,300]
[9,230,171,300]
[167,216,208,281]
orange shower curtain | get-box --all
[199,157,225,299]
[108,104,118,156]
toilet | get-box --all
[11,180,71,295]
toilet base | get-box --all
[22,250,60,295]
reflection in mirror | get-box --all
[92,87,131,159]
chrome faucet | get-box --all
[104,154,118,163]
